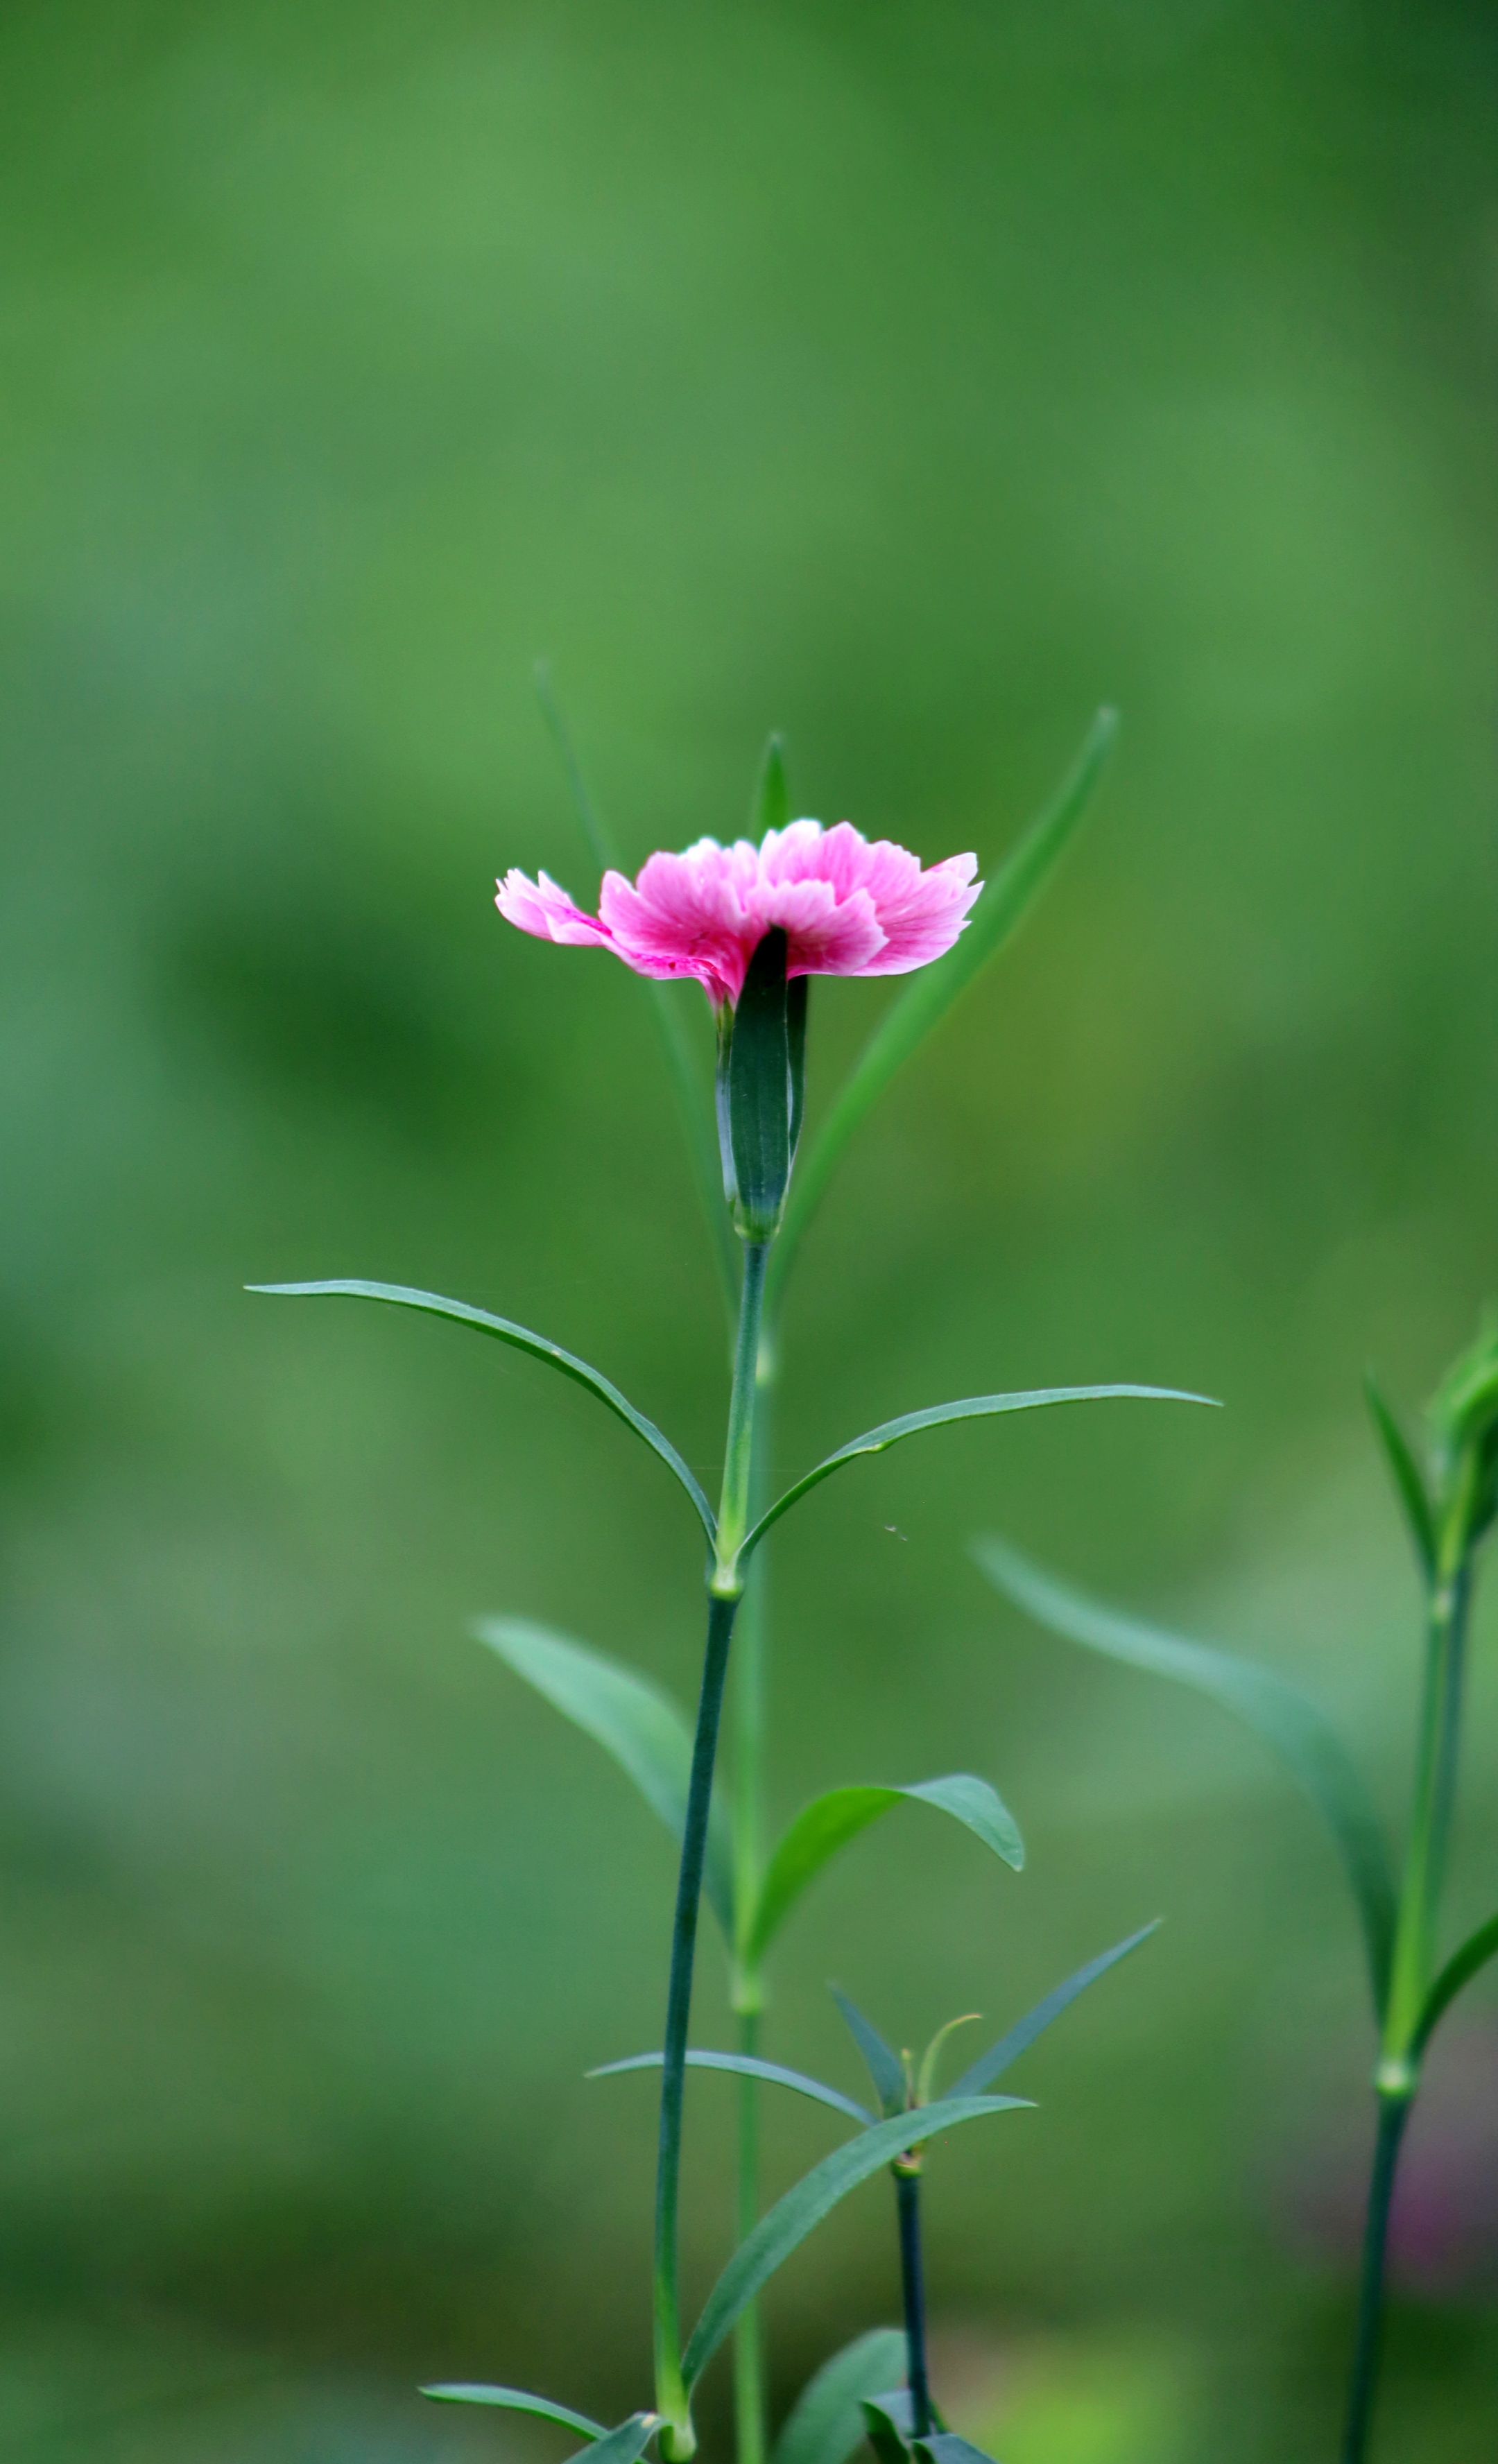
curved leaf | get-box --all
[742,1386,1215,1566]
[577,2417,660,2464]
[746,1777,1023,1968]
[975,1537,1395,2015]
[420,2384,606,2438]
[773,2330,907,2464]
[1414,1909,1498,2057]
[588,2048,872,2128]
[682,2095,1029,2388]
[916,2436,1000,2464]
[1363,1372,1437,1585]
[829,1985,906,2119]
[476,1619,734,1936]
[947,1922,1160,2096]
[770,709,1117,1302]
[248,1280,716,1542]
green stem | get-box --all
[895,2169,933,2440]
[730,1341,775,2464]
[654,1241,770,2456]
[733,2007,766,2464]
[1340,2094,1411,2464]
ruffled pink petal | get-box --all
[854,850,981,974]
[496,869,616,949]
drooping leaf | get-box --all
[420,2384,606,2438]
[947,1922,1160,2097]
[773,2332,907,2464]
[1363,1372,1437,1585]
[974,1537,1396,2015]
[745,1777,1024,1969]
[534,662,739,1318]
[588,2048,872,2127]
[682,2096,1028,2388]
[476,1619,734,1936]
[829,1985,907,2118]
[1414,1909,1498,2056]
[769,709,1118,1303]
[248,1281,716,1542]
[741,1387,1216,1565]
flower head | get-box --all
[497,822,981,1008]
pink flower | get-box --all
[497,822,981,1008]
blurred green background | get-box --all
[3,1,1497,2456]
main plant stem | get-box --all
[730,1331,777,2464]
[1341,1559,1471,2464]
[895,2170,933,2440]
[654,1241,770,2458]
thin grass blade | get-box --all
[746,1777,1022,1967]
[743,1386,1215,1563]
[1415,1909,1498,2056]
[974,1537,1395,2015]
[769,709,1117,1300]
[477,1619,734,1936]
[249,1281,716,1542]
[682,2099,1027,2388]
[1363,1372,1437,1584]
[947,1922,1160,2096]
[773,2332,907,2464]
[589,2049,872,2127]
[828,1984,906,2117]
[420,2385,606,2436]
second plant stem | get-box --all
[654,1240,769,2458]
[730,1327,777,2464]
[895,2167,933,2440]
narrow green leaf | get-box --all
[751,734,791,841]
[829,1985,906,2118]
[916,2436,1001,2464]
[682,2096,1028,2389]
[248,1281,716,1543]
[769,709,1117,1302]
[535,662,739,1319]
[947,1922,1160,2097]
[420,2384,606,2438]
[1363,1372,1437,1585]
[1414,1909,1498,2056]
[746,1777,1023,1969]
[476,1619,734,1937]
[974,1537,1396,2015]
[728,929,793,1243]
[588,2049,872,2127]
[863,2392,949,2447]
[773,2331,907,2464]
[742,1386,1216,1565]
[915,2013,982,2110]
[574,2416,659,2464]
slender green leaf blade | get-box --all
[248,1281,716,1542]
[476,1619,734,1936]
[571,2416,659,2464]
[588,2049,872,2127]
[1415,1909,1498,2056]
[729,929,793,1242]
[420,2384,606,2437]
[916,2436,1001,2464]
[773,2332,907,2464]
[770,709,1117,1298]
[534,662,739,1318]
[1363,1372,1437,1584]
[863,2392,949,2445]
[752,734,791,840]
[829,1985,906,2118]
[682,2099,1027,2388]
[974,1537,1395,2014]
[747,1777,1023,1967]
[947,1922,1160,2096]
[743,1386,1216,1562]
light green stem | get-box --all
[654,1243,770,2458]
[730,1334,776,2464]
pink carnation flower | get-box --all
[497,822,982,1008]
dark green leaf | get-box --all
[947,1922,1160,2096]
[420,2384,606,2438]
[773,2332,908,2464]
[248,1281,716,1542]
[682,2096,1028,2389]
[743,1387,1216,1565]
[974,1537,1396,2015]
[746,1777,1023,1968]
[728,929,793,1242]
[476,1619,734,1936]
[574,2416,660,2464]
[588,2049,872,2127]
[534,662,739,1318]
[915,2436,1001,2464]
[861,2393,916,2464]
[829,1985,906,2118]
[1414,1909,1498,2056]
[769,709,1117,1302]
[1363,1372,1437,1585]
